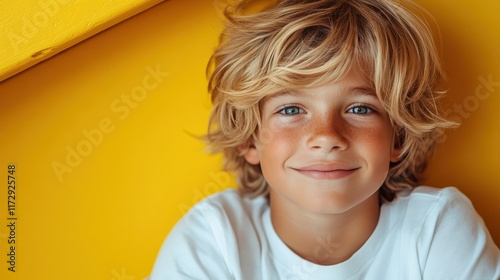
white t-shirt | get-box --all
[150,186,500,279]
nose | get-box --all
[306,114,348,152]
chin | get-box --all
[301,190,380,215]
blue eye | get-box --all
[348,105,373,114]
[279,106,303,115]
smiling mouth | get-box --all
[291,166,360,180]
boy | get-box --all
[150,0,500,278]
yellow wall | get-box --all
[0,0,498,279]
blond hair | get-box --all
[206,0,457,201]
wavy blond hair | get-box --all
[206,0,457,202]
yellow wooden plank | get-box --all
[0,0,165,81]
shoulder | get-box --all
[165,188,267,245]
[385,186,473,225]
[382,186,477,249]
[394,185,470,207]
[185,188,268,227]
[385,186,500,279]
[387,186,484,244]
[149,189,269,279]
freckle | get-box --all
[297,125,308,137]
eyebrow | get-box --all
[349,87,376,96]
[263,91,300,103]
[264,86,377,102]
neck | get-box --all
[269,191,380,265]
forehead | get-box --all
[263,66,375,101]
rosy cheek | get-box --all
[260,117,299,143]
[259,124,301,161]
[258,126,276,146]
[363,128,394,162]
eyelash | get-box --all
[276,104,304,115]
[347,104,377,115]
[276,103,377,116]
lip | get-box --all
[291,163,359,180]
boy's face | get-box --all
[242,68,401,215]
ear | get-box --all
[239,143,260,165]
[390,146,402,163]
